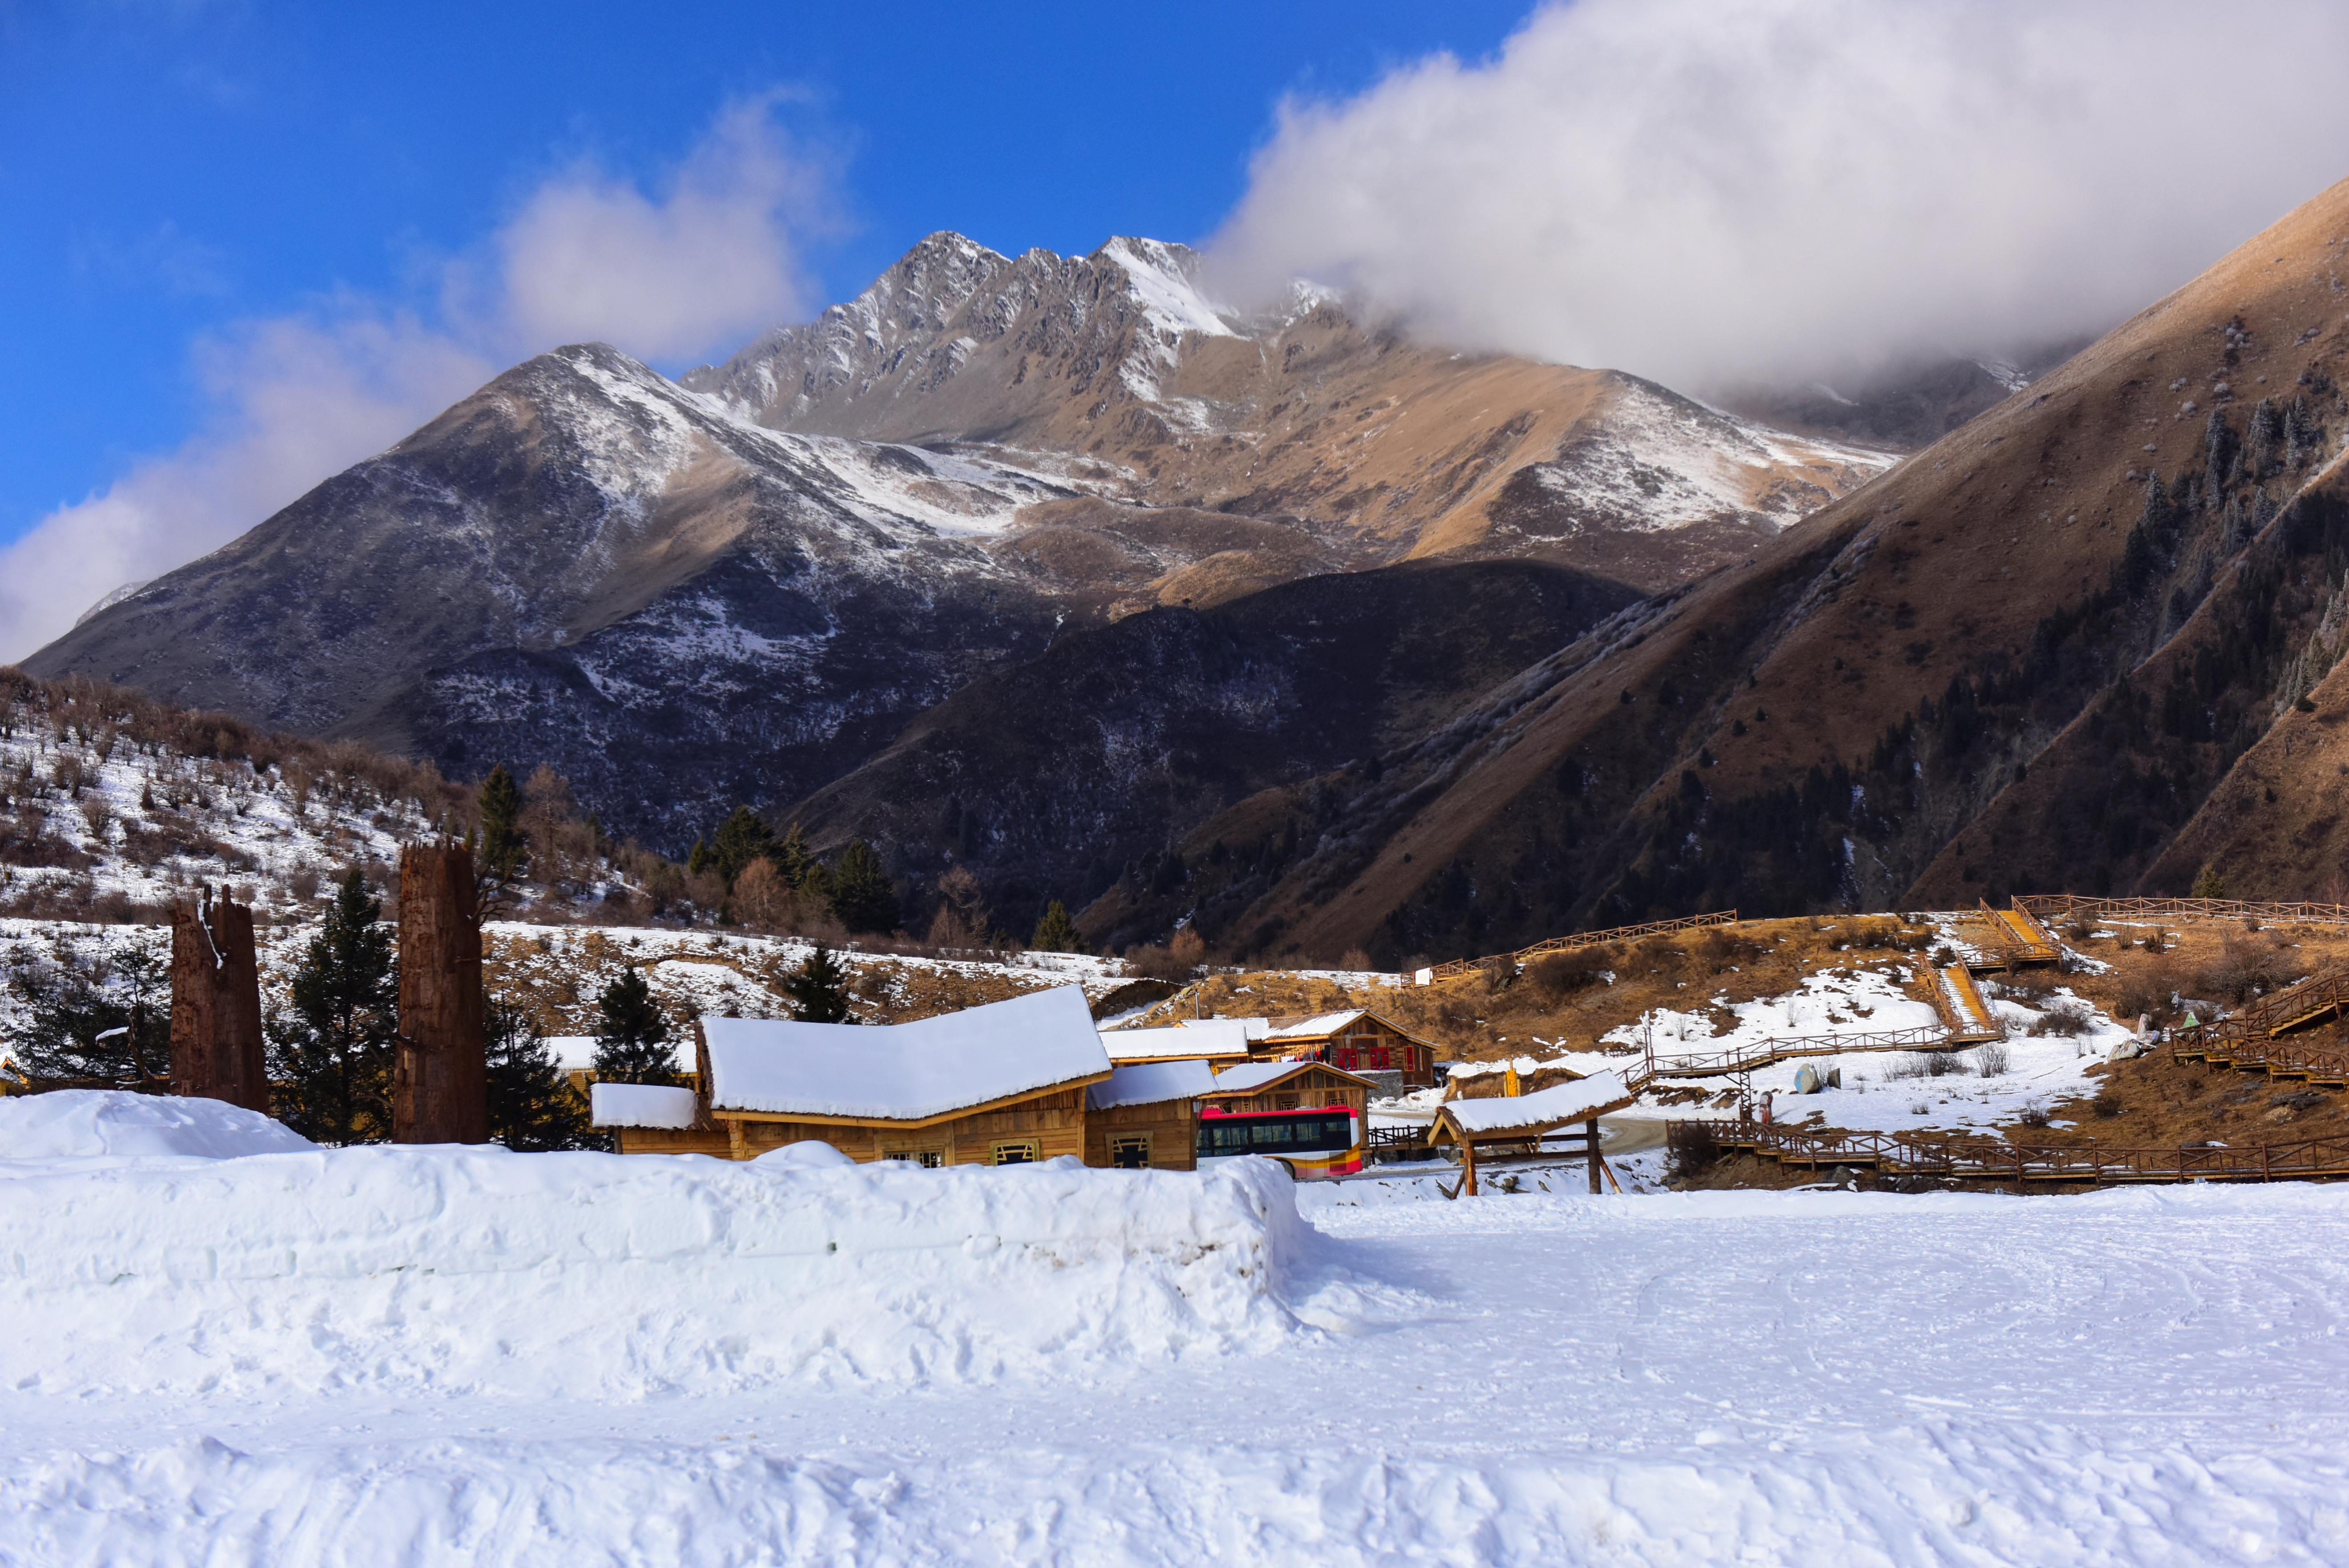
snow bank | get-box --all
[0,1146,1320,1401]
[0,1090,314,1161]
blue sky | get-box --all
[7,1,2345,661]
[0,0,1530,551]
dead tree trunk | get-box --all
[169,886,268,1110]
[394,842,488,1144]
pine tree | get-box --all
[2248,396,2282,478]
[687,837,713,877]
[711,806,774,887]
[2206,408,2238,494]
[486,994,591,1150]
[268,867,398,1144]
[9,941,169,1088]
[590,966,675,1085]
[2191,865,2228,899]
[828,838,899,933]
[782,944,854,1023]
[478,765,528,885]
[1031,899,1085,954]
[772,822,819,889]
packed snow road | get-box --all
[7,1128,2349,1564]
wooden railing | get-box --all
[1418,911,1738,983]
[2017,895,2349,930]
[1639,1024,1960,1082]
[1691,1119,2349,1184]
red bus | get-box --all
[1194,1105,1363,1179]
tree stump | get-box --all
[394,842,488,1144]
[169,887,267,1110]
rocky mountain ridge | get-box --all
[29,232,1897,861]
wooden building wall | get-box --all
[719,1085,1090,1166]
[1271,1016,1435,1088]
[1208,1064,1370,1119]
[1084,1100,1198,1171]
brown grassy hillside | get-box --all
[1095,177,2349,967]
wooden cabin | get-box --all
[1202,1059,1375,1121]
[1257,1009,1438,1089]
[593,985,1112,1165]
[1099,1019,1253,1069]
[1083,1059,1214,1170]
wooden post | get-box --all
[1587,1117,1602,1194]
[393,842,488,1144]
[168,886,267,1110]
[1460,1135,1479,1197]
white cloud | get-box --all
[488,96,830,363]
[1,97,829,662]
[1207,0,2349,391]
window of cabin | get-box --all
[884,1149,943,1168]
[1109,1134,1151,1169]
[990,1140,1040,1165]
[1276,1093,1299,1110]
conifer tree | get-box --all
[486,994,591,1150]
[478,765,528,885]
[782,943,854,1023]
[268,867,398,1144]
[711,806,774,887]
[828,838,899,933]
[772,822,819,889]
[590,965,675,1085]
[686,836,714,877]
[2191,865,2228,899]
[1031,899,1085,954]
[10,941,169,1088]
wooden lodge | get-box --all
[1255,1009,1438,1090]
[1202,1059,1375,1121]
[1084,1059,1215,1170]
[593,986,1120,1167]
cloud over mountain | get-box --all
[0,97,830,662]
[1208,0,2349,390]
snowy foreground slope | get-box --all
[7,1111,2349,1564]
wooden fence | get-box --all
[2016,895,2349,930]
[1418,911,1739,983]
[1688,1119,2349,1184]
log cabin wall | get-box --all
[1271,1015,1436,1088]
[393,842,489,1144]
[718,1085,1090,1166]
[167,888,267,1110]
[1084,1100,1199,1171]
[1209,1065,1370,1120]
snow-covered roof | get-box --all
[1089,1059,1217,1111]
[547,1036,599,1072]
[703,985,1111,1123]
[1188,1016,1270,1041]
[1440,1072,1635,1138]
[590,1083,701,1130]
[1101,1020,1253,1062]
[1264,1010,1368,1039]
[1208,1060,1374,1096]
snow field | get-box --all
[0,1137,1338,1404]
[12,1180,2349,1562]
